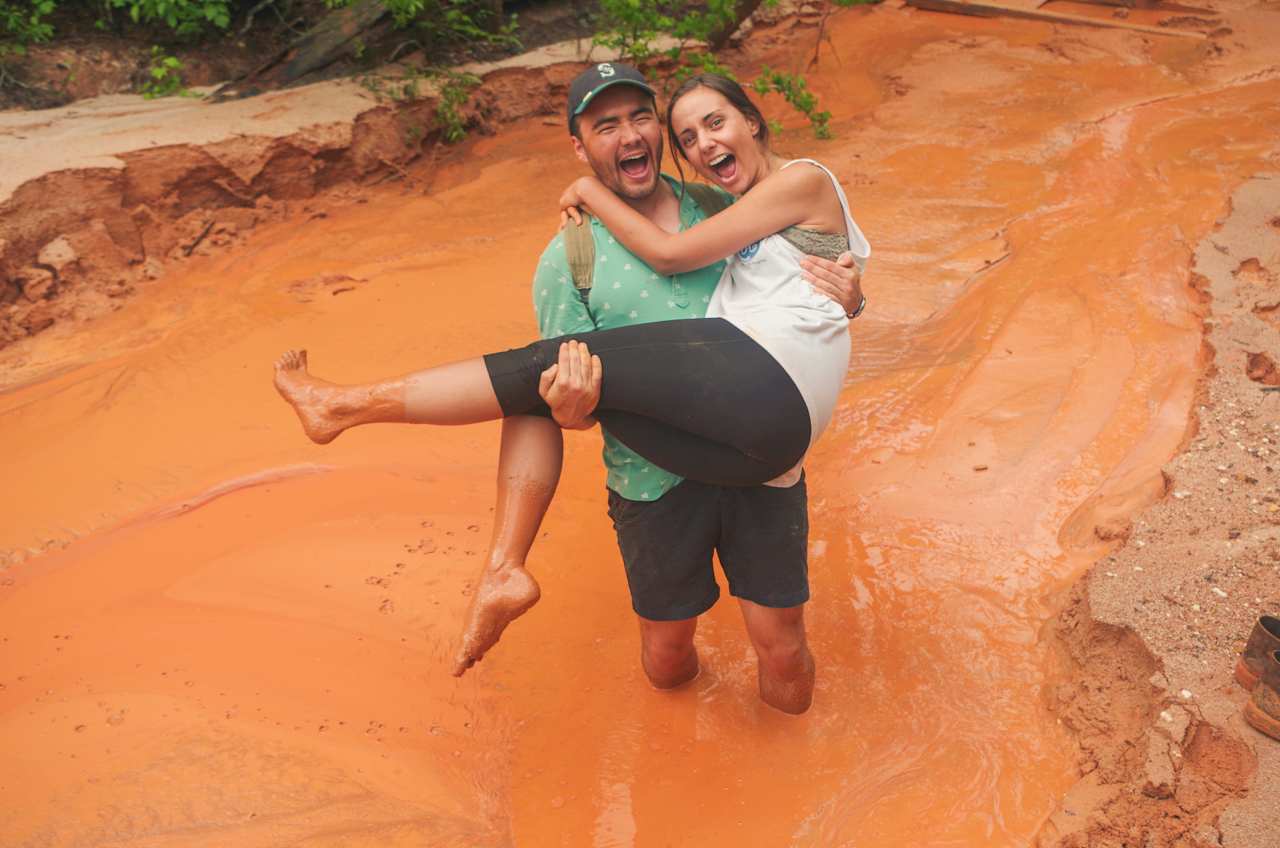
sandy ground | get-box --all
[2,1,1280,846]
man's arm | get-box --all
[701,186,865,319]
[532,233,604,429]
[800,252,865,317]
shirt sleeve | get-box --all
[533,231,598,339]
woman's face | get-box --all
[670,87,766,195]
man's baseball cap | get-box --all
[567,62,656,132]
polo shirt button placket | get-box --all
[671,275,690,309]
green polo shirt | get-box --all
[533,176,729,502]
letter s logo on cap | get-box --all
[597,63,615,77]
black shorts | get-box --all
[606,475,809,621]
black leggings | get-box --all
[483,318,811,486]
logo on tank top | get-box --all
[737,241,760,261]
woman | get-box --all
[273,73,869,668]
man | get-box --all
[453,63,863,715]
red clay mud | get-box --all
[2,1,1280,845]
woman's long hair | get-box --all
[665,74,770,206]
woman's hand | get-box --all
[801,252,865,318]
[559,176,603,228]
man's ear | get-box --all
[571,135,590,165]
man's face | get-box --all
[571,86,664,201]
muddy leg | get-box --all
[452,415,563,676]
[273,349,502,444]
[638,616,700,689]
[739,599,815,714]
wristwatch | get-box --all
[846,296,867,320]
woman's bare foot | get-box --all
[452,563,541,676]
[272,349,357,444]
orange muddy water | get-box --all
[3,5,1280,846]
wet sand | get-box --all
[3,2,1280,845]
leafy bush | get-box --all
[593,0,737,68]
[593,0,838,138]
[327,0,518,49]
[107,0,232,35]
[753,66,831,138]
[1,0,55,47]
[141,45,198,97]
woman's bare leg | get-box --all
[272,349,502,444]
[272,351,561,673]
[453,415,563,676]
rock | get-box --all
[17,267,56,302]
[1245,351,1279,386]
[36,236,79,276]
[0,277,19,306]
[17,301,58,334]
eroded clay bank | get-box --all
[2,1,1279,845]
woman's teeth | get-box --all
[709,154,737,180]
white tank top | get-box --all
[705,159,871,485]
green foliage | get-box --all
[361,65,478,142]
[1,0,55,47]
[753,65,831,138]
[433,68,477,142]
[593,0,737,69]
[108,0,232,35]
[330,0,518,50]
[594,0,837,138]
[141,45,196,97]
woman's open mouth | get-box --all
[708,152,738,184]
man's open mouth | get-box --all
[708,152,737,183]
[618,152,651,180]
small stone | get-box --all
[1135,540,1146,548]
[1211,587,1228,598]
[1180,689,1193,699]
[1173,491,1191,499]
[17,267,55,301]
[1133,566,1144,572]
[1160,710,1174,722]
[36,236,78,274]
[1192,603,1201,611]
